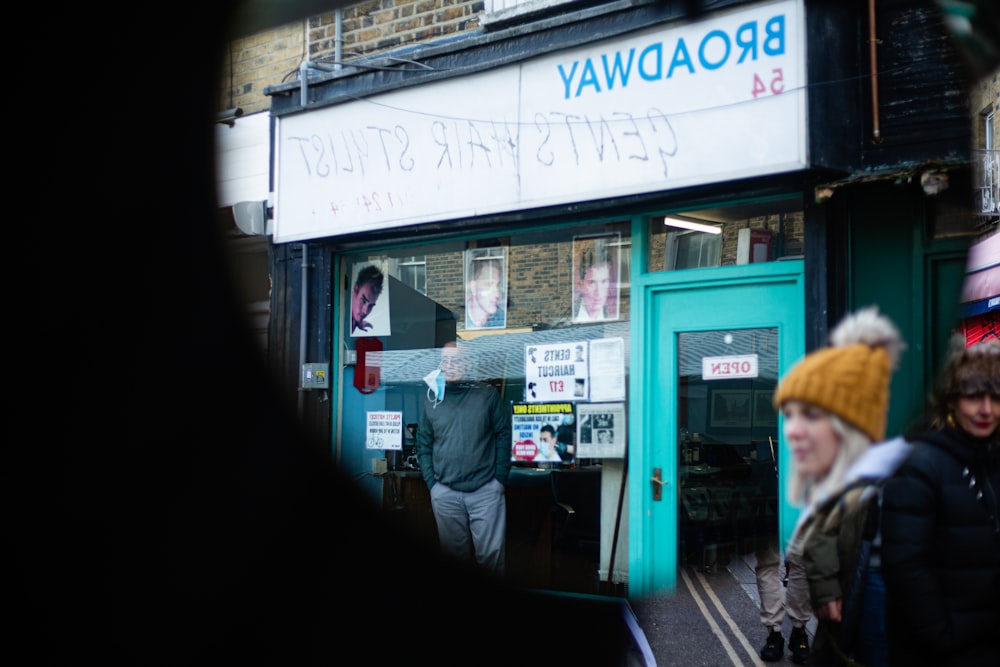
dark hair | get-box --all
[578,243,612,280]
[540,424,556,438]
[928,334,1000,425]
[355,264,384,295]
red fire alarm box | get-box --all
[737,229,773,264]
[354,337,383,394]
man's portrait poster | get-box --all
[464,248,508,330]
[572,234,620,323]
[350,260,391,337]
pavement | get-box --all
[630,552,818,666]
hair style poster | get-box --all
[510,402,576,464]
[524,341,589,402]
[572,234,620,324]
[463,247,508,331]
[350,260,391,337]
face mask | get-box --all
[424,368,445,403]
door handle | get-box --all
[651,467,669,501]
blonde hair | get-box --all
[787,412,872,509]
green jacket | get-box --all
[797,483,877,665]
[795,436,912,665]
[799,483,873,609]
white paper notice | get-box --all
[588,337,626,402]
[576,402,626,459]
[366,410,403,450]
[524,342,589,402]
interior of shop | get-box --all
[345,199,802,593]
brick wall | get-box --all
[219,23,305,115]
[424,243,580,332]
[425,252,465,320]
[219,2,485,116]
[313,1,484,61]
[508,242,574,328]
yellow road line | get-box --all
[693,567,766,666]
[679,567,750,666]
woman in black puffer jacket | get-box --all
[881,335,1000,667]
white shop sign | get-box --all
[274,0,806,242]
[215,111,270,208]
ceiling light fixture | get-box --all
[663,216,722,234]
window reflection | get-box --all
[649,196,805,272]
[676,328,780,572]
[343,221,632,468]
[345,222,631,343]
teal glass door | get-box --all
[677,327,779,572]
[629,260,804,597]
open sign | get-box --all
[702,354,759,380]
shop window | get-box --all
[648,196,805,273]
[663,219,722,271]
[343,220,631,470]
[394,255,427,295]
[611,236,632,288]
[482,0,579,25]
[975,109,998,215]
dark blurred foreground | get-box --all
[9,2,658,664]
[11,1,998,664]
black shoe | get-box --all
[760,629,784,662]
[789,626,810,665]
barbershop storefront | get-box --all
[260,0,971,599]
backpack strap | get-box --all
[837,478,885,656]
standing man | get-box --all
[754,538,812,664]
[417,340,512,575]
[751,440,812,664]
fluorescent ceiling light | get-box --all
[663,216,722,234]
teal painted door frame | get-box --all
[628,260,805,598]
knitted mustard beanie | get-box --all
[774,306,904,441]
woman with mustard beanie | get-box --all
[774,306,912,667]
[880,335,1000,667]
